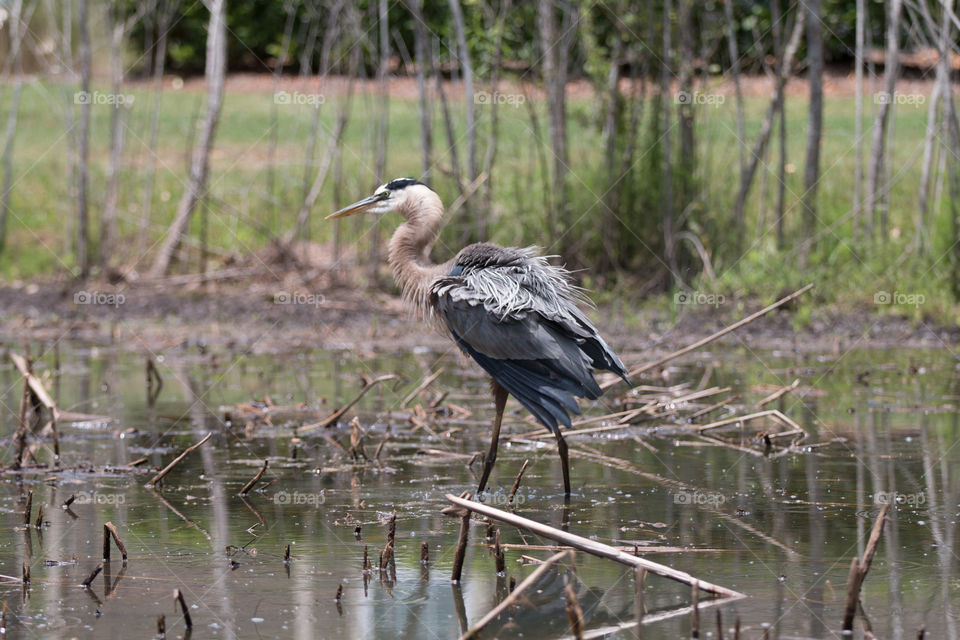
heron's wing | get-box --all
[431,244,628,433]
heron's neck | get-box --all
[388,195,447,317]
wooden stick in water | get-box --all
[458,550,570,640]
[448,492,472,583]
[81,563,103,587]
[842,503,889,632]
[147,432,213,487]
[606,284,814,388]
[239,460,268,495]
[508,459,530,504]
[444,493,745,598]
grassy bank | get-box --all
[0,77,956,326]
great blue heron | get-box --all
[328,178,628,496]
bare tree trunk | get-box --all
[599,18,623,275]
[57,0,77,259]
[916,0,951,254]
[149,0,227,277]
[660,0,678,284]
[136,0,174,264]
[435,36,464,199]
[773,0,788,251]
[448,0,479,238]
[538,0,573,250]
[408,0,432,180]
[733,7,804,255]
[0,0,25,255]
[946,77,960,300]
[100,1,130,270]
[286,53,357,249]
[481,0,511,234]
[853,0,865,244]
[266,0,298,232]
[799,0,823,268]
[77,0,92,278]
[676,0,695,204]
[724,0,746,177]
[301,0,343,235]
[369,0,389,288]
[864,0,903,243]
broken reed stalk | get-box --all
[459,550,570,640]
[21,563,29,585]
[34,504,43,529]
[22,491,31,526]
[295,374,398,433]
[449,492,473,583]
[401,369,444,407]
[842,503,890,632]
[756,378,799,407]
[634,567,646,640]
[62,494,75,508]
[81,562,103,587]
[362,545,372,572]
[11,353,60,465]
[494,528,505,575]
[605,283,814,389]
[444,493,745,598]
[147,432,213,487]
[420,540,429,564]
[174,589,193,628]
[284,544,291,563]
[691,581,700,638]
[157,614,165,636]
[508,459,530,504]
[335,582,343,602]
[239,459,268,495]
[565,574,585,640]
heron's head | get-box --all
[326,178,438,221]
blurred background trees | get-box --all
[0,0,957,317]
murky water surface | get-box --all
[1,340,958,639]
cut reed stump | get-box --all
[444,493,745,599]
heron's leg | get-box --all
[555,429,571,497]
[477,381,509,495]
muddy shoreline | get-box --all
[1,280,956,362]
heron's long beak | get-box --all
[326,193,385,220]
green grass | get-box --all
[0,79,957,325]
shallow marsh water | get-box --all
[1,340,958,639]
